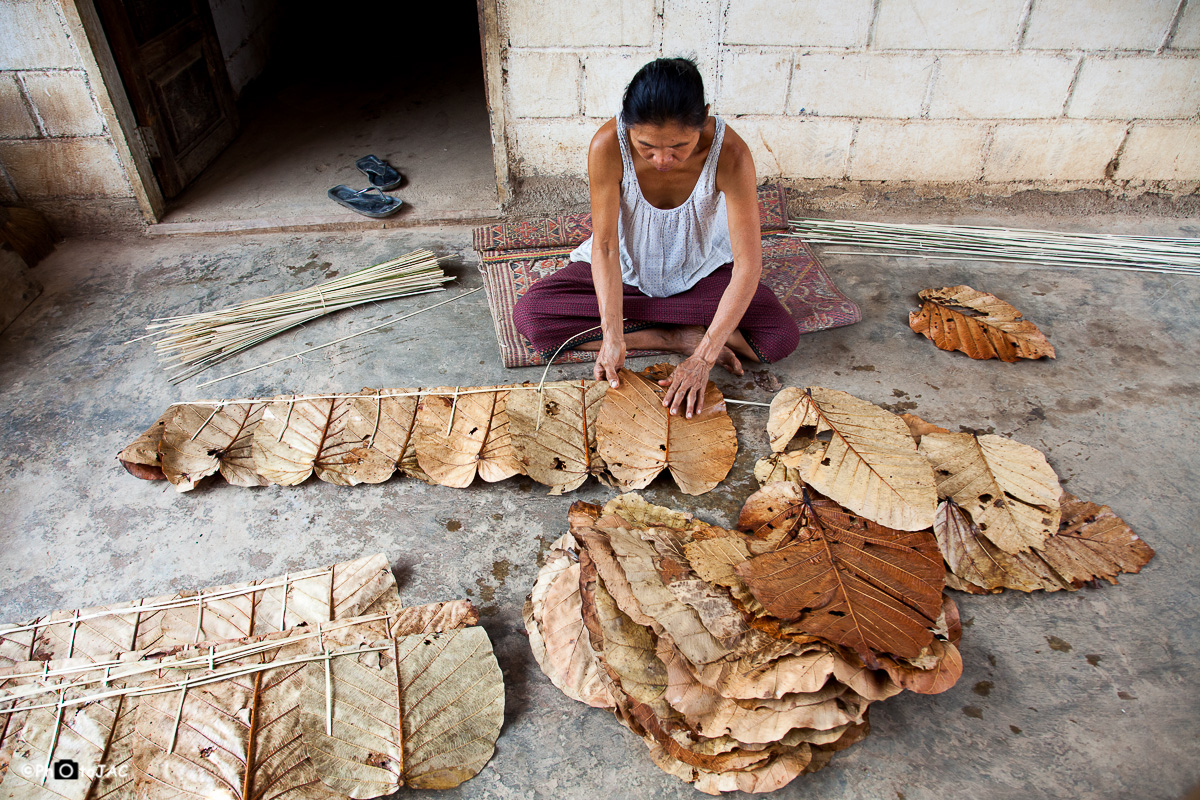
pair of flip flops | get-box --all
[328,155,405,218]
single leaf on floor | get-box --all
[160,402,268,490]
[117,409,173,480]
[909,285,1055,362]
[1037,493,1155,586]
[596,367,737,496]
[414,388,523,487]
[299,627,503,795]
[253,394,393,486]
[766,387,937,531]
[733,482,945,664]
[508,379,608,494]
[347,388,429,483]
[920,431,1062,554]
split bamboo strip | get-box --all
[788,218,1200,275]
[144,250,453,383]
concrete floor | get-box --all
[157,47,498,232]
[1,214,1198,799]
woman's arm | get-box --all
[661,125,763,417]
[588,121,627,388]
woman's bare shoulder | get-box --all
[588,117,623,180]
[716,122,755,178]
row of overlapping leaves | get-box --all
[0,554,503,799]
[525,385,1154,794]
[118,367,738,496]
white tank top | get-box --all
[570,114,733,298]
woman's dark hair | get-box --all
[621,58,707,129]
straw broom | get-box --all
[145,250,452,382]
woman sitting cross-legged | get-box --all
[512,57,799,418]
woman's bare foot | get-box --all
[665,325,744,376]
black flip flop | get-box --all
[356,155,404,191]
[327,185,404,218]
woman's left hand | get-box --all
[659,355,713,418]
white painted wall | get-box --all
[499,0,1200,186]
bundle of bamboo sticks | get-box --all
[146,250,451,382]
[788,218,1200,276]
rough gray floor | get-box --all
[1,217,1197,799]
[159,59,498,229]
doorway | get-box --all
[100,0,502,229]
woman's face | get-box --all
[628,121,705,172]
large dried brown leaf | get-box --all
[508,379,608,494]
[346,388,429,483]
[252,395,393,486]
[117,409,172,480]
[734,482,945,664]
[876,639,964,695]
[909,285,1055,362]
[767,387,937,531]
[596,367,737,496]
[579,558,668,705]
[936,494,1154,594]
[920,431,1062,554]
[1040,493,1154,585]
[298,627,504,795]
[161,402,269,490]
[414,388,523,487]
[540,561,617,708]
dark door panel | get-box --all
[95,0,238,198]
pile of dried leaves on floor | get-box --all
[0,554,503,798]
[527,385,1154,793]
[118,365,737,497]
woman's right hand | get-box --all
[594,333,626,387]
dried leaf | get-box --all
[387,599,479,636]
[596,367,737,496]
[253,395,394,486]
[508,380,608,494]
[0,681,120,799]
[298,627,503,795]
[936,494,1154,594]
[160,402,269,490]
[1038,493,1154,586]
[604,521,730,665]
[683,529,765,615]
[414,388,523,488]
[898,412,949,446]
[935,499,1070,593]
[658,640,863,742]
[524,537,574,675]
[909,285,1055,362]
[540,561,617,708]
[920,432,1062,554]
[117,410,172,480]
[876,639,964,695]
[734,482,945,663]
[347,388,429,483]
[767,387,937,531]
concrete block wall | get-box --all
[0,0,135,224]
[499,0,1200,189]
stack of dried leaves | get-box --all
[909,285,1055,362]
[117,366,737,497]
[757,387,1155,594]
[0,554,503,798]
[524,493,962,794]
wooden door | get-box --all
[94,0,238,198]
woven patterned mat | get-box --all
[474,184,860,368]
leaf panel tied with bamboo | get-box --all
[117,365,740,497]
